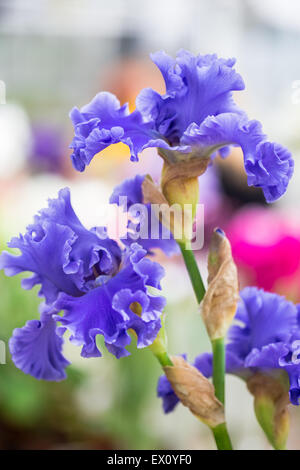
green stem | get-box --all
[178,242,233,450]
[153,350,173,367]
[178,241,206,303]
[148,326,173,367]
[212,338,225,405]
[211,338,233,450]
[212,423,233,450]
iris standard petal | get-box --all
[69,92,157,170]
[0,188,122,302]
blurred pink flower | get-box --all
[226,206,300,300]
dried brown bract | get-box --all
[201,228,239,339]
[164,356,225,428]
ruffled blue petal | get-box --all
[110,174,145,210]
[296,304,300,326]
[54,243,165,358]
[38,188,122,282]
[278,333,300,405]
[109,175,179,256]
[9,305,69,381]
[228,287,297,361]
[0,221,81,304]
[0,188,122,303]
[244,342,289,371]
[288,379,300,405]
[69,92,158,170]
[246,141,294,202]
[120,243,165,290]
[245,341,300,405]
[182,113,293,202]
[112,288,163,348]
[137,50,244,146]
[54,287,130,358]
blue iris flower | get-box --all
[158,287,300,411]
[0,188,166,380]
[69,50,293,202]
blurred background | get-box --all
[1,0,300,450]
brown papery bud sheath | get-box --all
[163,356,225,428]
[201,228,239,340]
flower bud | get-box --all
[161,156,208,215]
[201,228,239,340]
[247,373,290,450]
[163,356,225,428]
[161,164,200,215]
[142,175,193,243]
[158,154,210,244]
